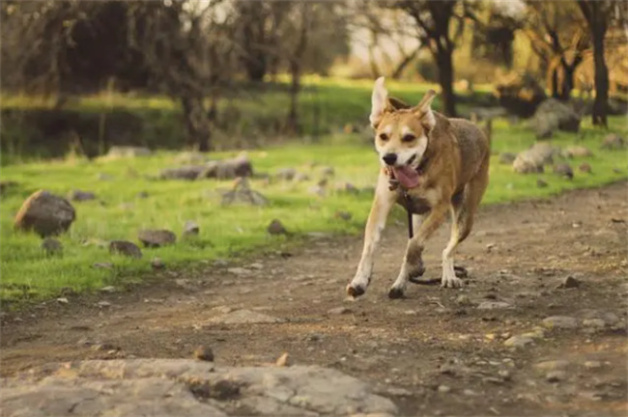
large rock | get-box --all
[161,154,254,181]
[138,229,177,247]
[0,359,397,417]
[532,99,581,138]
[14,190,76,237]
[513,143,561,174]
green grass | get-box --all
[1,113,627,307]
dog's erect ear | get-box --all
[369,77,389,128]
[413,89,437,132]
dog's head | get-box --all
[369,77,436,188]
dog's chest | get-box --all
[395,190,431,215]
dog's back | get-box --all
[449,118,490,186]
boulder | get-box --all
[0,359,397,417]
[138,229,177,248]
[109,241,142,258]
[532,99,580,138]
[106,146,152,158]
[14,190,76,237]
[512,143,560,174]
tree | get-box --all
[576,0,626,126]
[524,2,589,101]
[395,1,467,116]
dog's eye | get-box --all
[402,134,416,143]
[379,133,389,141]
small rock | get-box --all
[563,146,593,158]
[227,267,251,276]
[99,286,116,293]
[534,360,570,371]
[208,309,281,324]
[455,295,473,306]
[97,301,111,308]
[582,318,606,328]
[93,262,114,270]
[138,229,176,248]
[504,335,534,348]
[499,152,517,165]
[56,297,69,304]
[546,370,566,383]
[151,258,165,270]
[579,162,592,174]
[542,316,578,329]
[41,238,63,255]
[437,385,451,393]
[267,219,288,235]
[276,168,297,181]
[498,369,512,381]
[537,179,548,188]
[183,221,200,236]
[335,211,352,221]
[109,241,142,259]
[320,166,335,177]
[68,190,97,202]
[477,301,511,310]
[344,183,359,194]
[249,263,263,270]
[276,352,290,367]
[486,243,496,252]
[328,307,352,315]
[583,361,602,370]
[194,346,214,362]
[553,163,574,179]
[558,276,580,289]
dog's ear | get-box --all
[369,77,389,128]
[413,89,437,132]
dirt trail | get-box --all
[2,182,627,416]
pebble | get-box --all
[558,275,580,289]
[546,371,566,383]
[328,307,352,315]
[56,297,69,305]
[534,360,570,371]
[151,258,165,270]
[582,318,606,328]
[227,267,251,276]
[97,301,111,308]
[477,301,511,310]
[194,346,214,362]
[504,335,534,348]
[583,361,602,370]
[99,286,116,293]
[542,316,578,329]
[437,385,451,393]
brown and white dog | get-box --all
[347,77,490,299]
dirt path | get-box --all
[2,182,627,416]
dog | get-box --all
[347,77,490,299]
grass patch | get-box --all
[1,110,626,307]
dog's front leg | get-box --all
[347,175,395,298]
[389,202,450,299]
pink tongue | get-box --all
[393,166,420,188]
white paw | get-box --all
[441,274,463,289]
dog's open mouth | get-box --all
[390,165,421,189]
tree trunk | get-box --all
[591,27,608,126]
[285,61,300,135]
[435,49,456,117]
[550,67,560,99]
[181,95,211,151]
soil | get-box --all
[2,182,627,416]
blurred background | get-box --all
[1,0,627,163]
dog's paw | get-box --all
[388,286,405,299]
[441,275,464,289]
[346,283,366,298]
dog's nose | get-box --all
[382,153,397,166]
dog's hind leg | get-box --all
[442,162,489,288]
[389,203,449,298]
[407,214,427,281]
